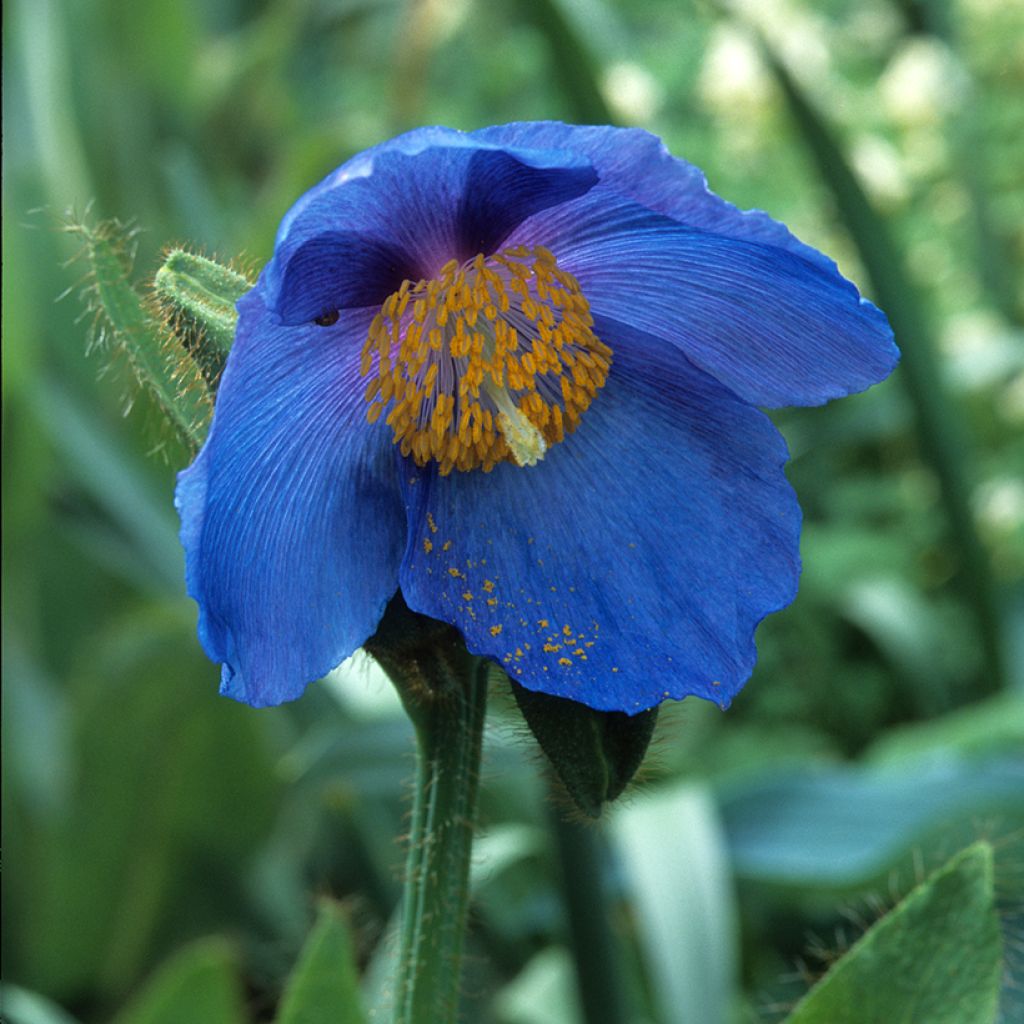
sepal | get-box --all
[364,592,479,728]
[510,680,658,817]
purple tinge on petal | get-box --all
[263,132,599,325]
[397,321,801,714]
[176,289,406,707]
[473,121,837,272]
[546,204,898,408]
[269,232,420,324]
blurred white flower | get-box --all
[698,27,771,113]
[880,40,967,126]
[729,0,832,84]
[851,134,909,206]
[941,311,1024,392]
[602,61,664,124]
[975,478,1024,537]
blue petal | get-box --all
[396,321,801,713]
[473,122,835,270]
[548,205,898,407]
[176,290,405,707]
[477,123,897,407]
[263,129,598,324]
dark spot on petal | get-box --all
[314,309,340,326]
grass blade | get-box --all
[758,38,1006,693]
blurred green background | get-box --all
[3,0,1023,1022]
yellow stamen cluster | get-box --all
[359,244,611,475]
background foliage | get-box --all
[3,0,1023,1022]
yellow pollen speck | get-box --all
[543,643,561,653]
[573,648,585,656]
[423,539,433,554]
[558,657,573,667]
[562,625,572,637]
[462,592,473,602]
[447,567,462,579]
[426,513,438,534]
[442,540,453,552]
[712,680,721,687]
[490,624,503,636]
[483,579,495,593]
[538,618,549,628]
[358,245,610,474]
[487,597,498,607]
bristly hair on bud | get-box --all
[64,214,211,455]
[152,247,254,397]
[509,679,659,818]
[65,215,256,457]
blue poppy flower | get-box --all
[176,122,898,712]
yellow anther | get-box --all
[359,245,610,472]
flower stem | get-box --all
[548,793,631,1024]
[385,639,489,1024]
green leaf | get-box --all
[783,843,1003,1024]
[470,824,548,941]
[15,0,92,209]
[868,694,1024,765]
[0,984,82,1024]
[361,910,401,1022]
[611,782,738,1024]
[492,948,580,1024]
[111,938,247,1024]
[720,760,1024,889]
[32,380,183,593]
[275,899,367,1024]
[17,605,280,1001]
